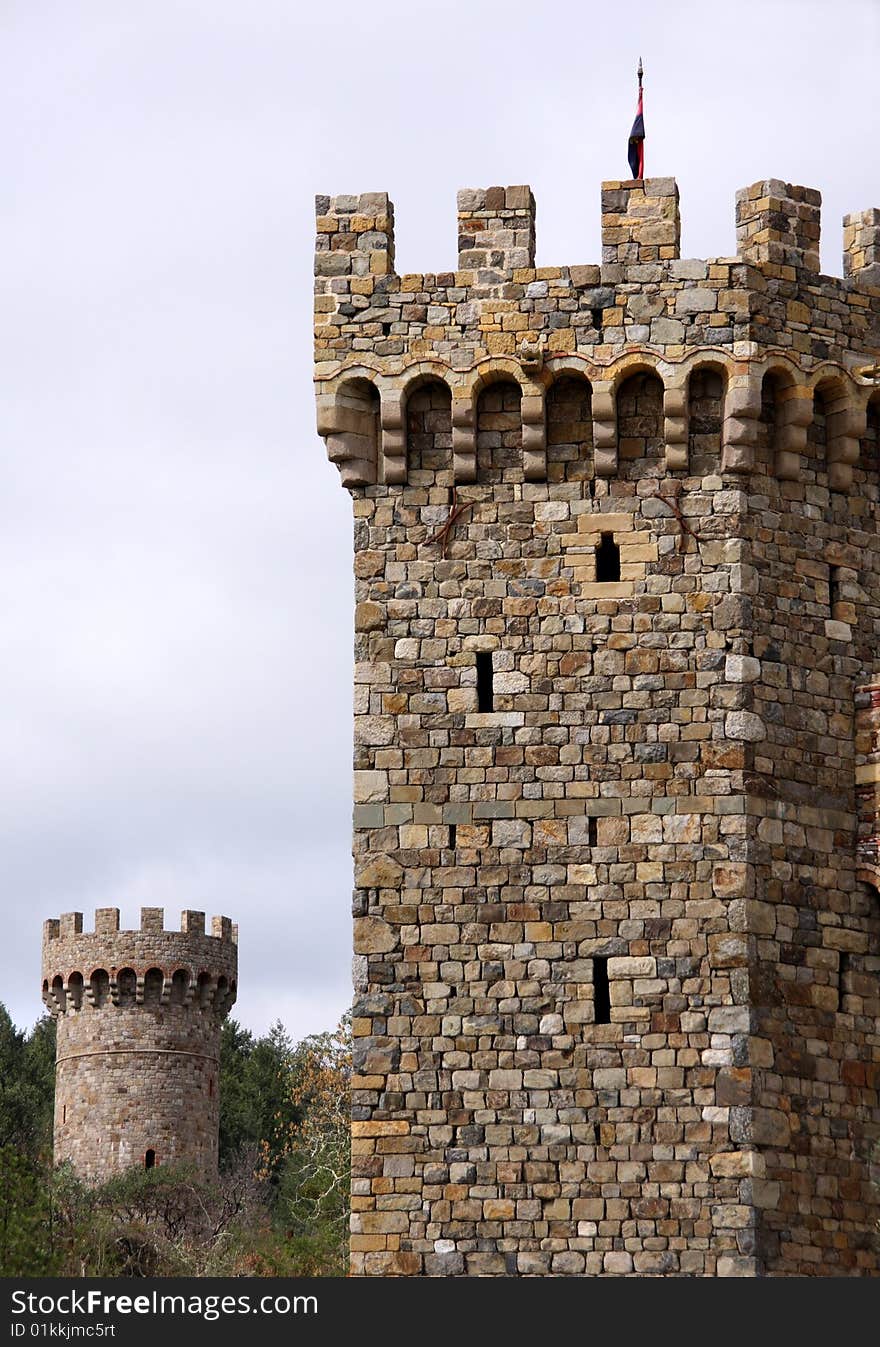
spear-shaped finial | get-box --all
[638,56,643,87]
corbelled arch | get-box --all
[613,358,666,477]
[315,370,382,488]
[400,370,454,487]
[756,358,811,480]
[686,359,728,473]
[462,360,544,482]
[860,387,880,486]
[380,362,454,485]
[475,376,525,484]
[545,370,594,483]
[807,365,865,491]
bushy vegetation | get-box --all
[0,1004,55,1154]
[0,1004,350,1277]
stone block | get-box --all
[354,917,398,954]
[355,854,404,888]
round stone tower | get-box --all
[41,906,237,1183]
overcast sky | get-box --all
[2,0,878,1040]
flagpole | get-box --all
[638,58,644,178]
[627,56,646,180]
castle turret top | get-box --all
[42,907,238,944]
[314,177,880,322]
[314,177,879,493]
[41,907,238,1019]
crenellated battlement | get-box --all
[42,907,238,944]
[315,178,880,299]
[41,907,238,1019]
[314,178,880,493]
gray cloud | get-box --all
[2,0,878,1036]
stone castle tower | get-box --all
[42,907,237,1183]
[314,176,880,1277]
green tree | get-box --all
[219,1018,298,1171]
[0,1148,56,1275]
[0,1006,55,1156]
[21,1015,56,1148]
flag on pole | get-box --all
[628,58,645,179]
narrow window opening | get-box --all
[593,957,611,1024]
[476,652,494,712]
[830,566,841,614]
[209,1077,215,1098]
[449,824,457,849]
[381,322,391,336]
[588,816,598,847]
[591,307,604,332]
[62,1104,66,1124]
[588,476,596,498]
[144,1149,156,1170]
[838,953,851,1012]
[596,533,620,583]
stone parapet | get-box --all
[735,179,821,274]
[844,208,880,289]
[601,176,680,266]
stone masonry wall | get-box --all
[744,395,880,1271]
[314,178,880,1276]
[42,908,237,1183]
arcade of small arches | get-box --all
[316,352,880,493]
[41,967,237,1016]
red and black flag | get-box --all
[628,58,645,180]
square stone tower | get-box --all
[313,178,880,1276]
